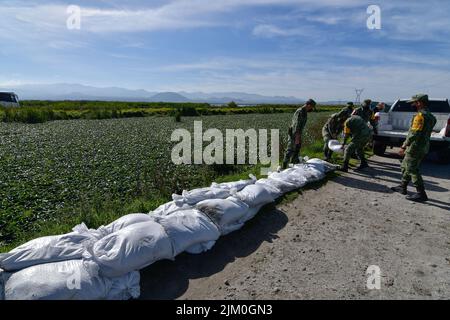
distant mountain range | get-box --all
[0,83,306,104]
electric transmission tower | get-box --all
[355,89,364,106]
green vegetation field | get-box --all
[0,100,341,124]
[0,110,341,252]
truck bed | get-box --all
[377,129,449,142]
[385,112,448,132]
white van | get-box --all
[0,92,20,107]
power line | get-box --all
[355,89,364,106]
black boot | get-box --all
[391,182,408,195]
[406,186,429,202]
[338,161,349,172]
[355,160,369,171]
[324,150,332,162]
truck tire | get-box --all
[373,141,387,156]
[436,147,450,164]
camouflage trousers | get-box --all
[322,126,336,159]
[283,134,302,168]
[343,134,371,164]
[401,151,426,188]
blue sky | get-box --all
[1,0,450,101]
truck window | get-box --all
[0,93,15,102]
[393,101,416,112]
[393,100,450,113]
[428,101,450,113]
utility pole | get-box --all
[355,89,364,106]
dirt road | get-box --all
[140,149,450,300]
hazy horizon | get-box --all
[1,82,400,103]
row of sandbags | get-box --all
[0,159,336,300]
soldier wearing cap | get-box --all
[345,101,355,115]
[282,99,316,169]
[322,104,352,161]
[339,115,372,172]
[352,99,378,134]
[373,102,386,130]
[391,94,437,202]
[373,102,386,114]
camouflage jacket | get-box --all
[323,113,345,138]
[344,115,372,138]
[290,105,308,136]
[352,106,377,129]
[402,108,437,155]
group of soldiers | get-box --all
[281,94,436,203]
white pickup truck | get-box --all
[373,99,450,163]
[0,92,20,108]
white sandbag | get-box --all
[0,224,99,272]
[184,241,216,254]
[257,177,297,194]
[238,203,265,224]
[255,179,284,198]
[292,164,326,182]
[97,213,154,237]
[196,197,249,230]
[172,187,231,206]
[234,184,274,208]
[84,221,173,278]
[0,269,5,300]
[328,140,344,153]
[268,168,308,188]
[2,260,139,300]
[220,222,245,236]
[306,158,338,172]
[149,201,193,217]
[210,174,257,192]
[153,209,220,256]
[219,204,265,236]
[106,271,140,300]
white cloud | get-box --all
[0,0,362,35]
[48,40,87,50]
[0,80,26,87]
[376,1,450,42]
[156,56,310,73]
[337,47,450,68]
[146,53,450,101]
[1,0,449,41]
[252,24,310,38]
[1,0,450,100]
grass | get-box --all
[0,111,348,252]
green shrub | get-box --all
[175,111,181,122]
[228,101,238,108]
[180,106,199,116]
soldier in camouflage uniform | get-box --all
[391,94,437,202]
[352,99,378,134]
[338,115,373,172]
[344,101,355,115]
[282,99,316,169]
[322,104,352,161]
